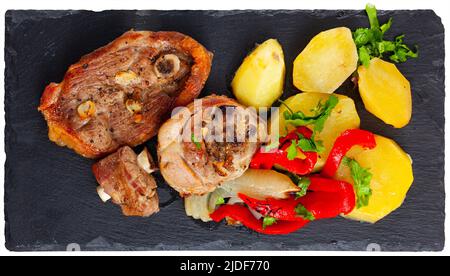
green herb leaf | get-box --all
[262,135,280,152]
[380,18,393,34]
[353,4,418,66]
[343,157,373,208]
[366,3,380,29]
[311,95,339,132]
[215,197,225,206]
[284,95,339,133]
[286,140,298,160]
[297,137,324,153]
[191,133,202,150]
[295,204,315,221]
[358,46,372,67]
[295,177,311,198]
[262,216,277,229]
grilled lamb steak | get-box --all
[39,30,212,158]
[158,95,267,196]
[92,146,159,217]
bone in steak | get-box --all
[39,30,212,158]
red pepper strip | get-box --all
[238,193,304,221]
[321,129,376,178]
[250,127,318,175]
[298,176,356,218]
[237,177,356,221]
[279,126,313,145]
[210,204,309,235]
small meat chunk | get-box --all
[92,146,159,217]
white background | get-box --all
[0,0,448,256]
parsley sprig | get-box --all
[295,204,315,221]
[297,133,325,153]
[343,157,373,208]
[284,172,311,198]
[215,197,225,206]
[354,3,418,67]
[280,96,337,160]
[191,133,202,150]
[282,95,339,133]
[263,216,277,229]
[295,177,311,198]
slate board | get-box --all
[4,9,445,251]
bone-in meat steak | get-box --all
[39,30,212,158]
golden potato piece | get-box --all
[276,92,360,171]
[335,135,414,223]
[358,58,412,128]
[293,27,358,94]
[232,39,285,108]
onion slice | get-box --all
[221,169,300,200]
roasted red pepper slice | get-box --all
[250,126,318,175]
[237,176,356,221]
[298,176,356,219]
[321,129,376,178]
[210,204,309,235]
[238,193,304,221]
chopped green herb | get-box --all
[296,177,311,198]
[262,135,280,152]
[191,133,202,150]
[354,4,418,66]
[262,216,277,229]
[295,204,315,221]
[283,95,339,133]
[343,157,373,208]
[282,172,311,198]
[297,136,325,153]
[286,140,298,160]
[215,197,225,206]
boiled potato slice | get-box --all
[232,39,285,108]
[293,27,358,94]
[335,135,414,223]
[276,92,360,170]
[358,58,412,128]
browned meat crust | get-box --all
[158,95,267,196]
[92,146,159,217]
[39,30,212,158]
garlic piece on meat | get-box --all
[137,148,158,174]
[114,70,140,86]
[97,186,111,203]
[125,99,143,114]
[77,100,96,119]
[154,54,181,78]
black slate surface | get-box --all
[4,9,445,251]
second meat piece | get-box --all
[158,95,266,196]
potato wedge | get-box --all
[358,58,412,128]
[276,93,360,171]
[335,135,414,223]
[232,39,285,108]
[293,27,358,94]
